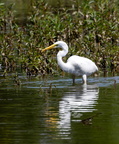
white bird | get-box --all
[42,41,98,84]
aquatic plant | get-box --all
[0,0,119,77]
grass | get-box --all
[0,0,119,77]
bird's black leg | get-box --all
[72,75,75,85]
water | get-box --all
[0,75,119,144]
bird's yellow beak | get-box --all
[42,44,56,52]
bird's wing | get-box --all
[67,55,97,76]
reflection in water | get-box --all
[1,76,119,143]
[58,84,99,138]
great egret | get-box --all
[42,41,98,84]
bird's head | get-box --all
[42,41,68,52]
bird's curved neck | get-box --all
[57,50,69,72]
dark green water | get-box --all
[0,75,119,144]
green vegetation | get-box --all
[0,0,119,77]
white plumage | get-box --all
[42,41,98,84]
